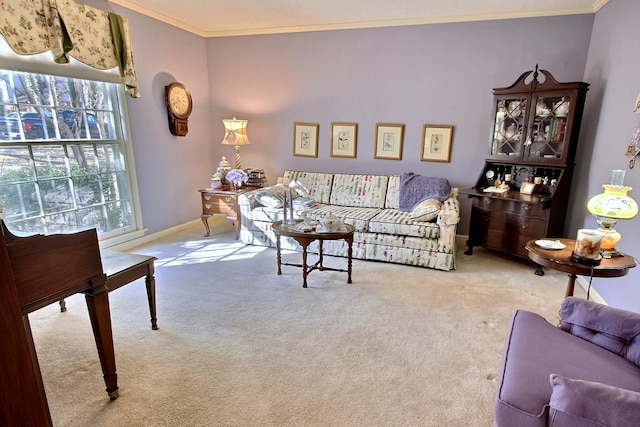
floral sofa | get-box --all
[237,170,460,271]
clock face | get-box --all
[166,83,192,119]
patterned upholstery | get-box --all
[238,170,460,271]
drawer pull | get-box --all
[225,197,232,203]
[483,198,493,206]
[520,223,529,229]
[205,204,212,209]
[522,204,532,211]
[204,195,212,201]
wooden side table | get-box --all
[199,188,248,239]
[525,238,636,298]
[272,221,355,288]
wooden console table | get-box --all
[525,238,636,298]
[199,188,248,239]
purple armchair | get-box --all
[494,297,640,427]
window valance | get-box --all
[0,0,139,97]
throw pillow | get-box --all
[255,189,285,208]
[410,199,442,222]
[548,374,640,427]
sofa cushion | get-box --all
[329,174,389,208]
[410,199,442,222]
[282,171,334,204]
[254,188,286,208]
[385,175,401,209]
[369,209,440,238]
[306,205,381,233]
[548,374,640,427]
[494,310,640,427]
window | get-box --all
[0,69,140,239]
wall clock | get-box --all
[165,82,192,136]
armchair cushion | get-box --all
[548,374,640,427]
[560,297,640,368]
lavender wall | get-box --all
[206,17,592,209]
[572,0,640,311]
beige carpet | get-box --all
[29,217,581,426]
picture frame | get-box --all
[293,122,319,157]
[421,125,454,162]
[374,123,404,160]
[330,122,358,158]
[520,182,536,194]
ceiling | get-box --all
[107,0,608,38]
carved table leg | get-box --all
[301,243,309,288]
[84,279,119,400]
[145,263,158,330]
[276,234,282,275]
[59,299,67,312]
[201,214,211,237]
[346,235,353,284]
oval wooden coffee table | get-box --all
[525,238,636,298]
[272,220,355,288]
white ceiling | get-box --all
[108,0,608,38]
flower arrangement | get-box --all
[225,169,248,188]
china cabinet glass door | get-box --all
[523,94,571,162]
[490,96,528,158]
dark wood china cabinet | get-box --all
[461,66,589,259]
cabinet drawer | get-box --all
[475,197,546,218]
[473,209,546,236]
[485,231,533,258]
[202,194,236,215]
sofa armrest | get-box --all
[560,296,640,367]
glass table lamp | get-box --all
[587,169,638,258]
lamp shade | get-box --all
[587,184,638,220]
[221,118,250,146]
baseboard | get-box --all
[575,276,607,305]
[104,219,202,251]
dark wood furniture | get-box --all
[0,220,119,426]
[272,221,355,288]
[525,238,636,298]
[199,188,248,239]
[461,67,589,259]
[59,250,158,330]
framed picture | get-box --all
[374,123,404,160]
[421,125,454,162]
[293,122,319,157]
[520,182,536,194]
[330,122,358,158]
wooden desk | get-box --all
[199,188,248,239]
[525,238,636,298]
[272,221,355,288]
[59,250,158,330]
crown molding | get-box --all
[109,0,609,38]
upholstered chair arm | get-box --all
[560,296,640,368]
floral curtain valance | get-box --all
[0,0,139,97]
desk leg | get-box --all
[276,234,282,275]
[201,214,211,237]
[145,263,158,330]
[565,274,577,298]
[346,236,353,284]
[84,280,119,400]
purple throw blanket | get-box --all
[399,172,451,211]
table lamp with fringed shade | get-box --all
[221,118,250,170]
[587,169,638,257]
